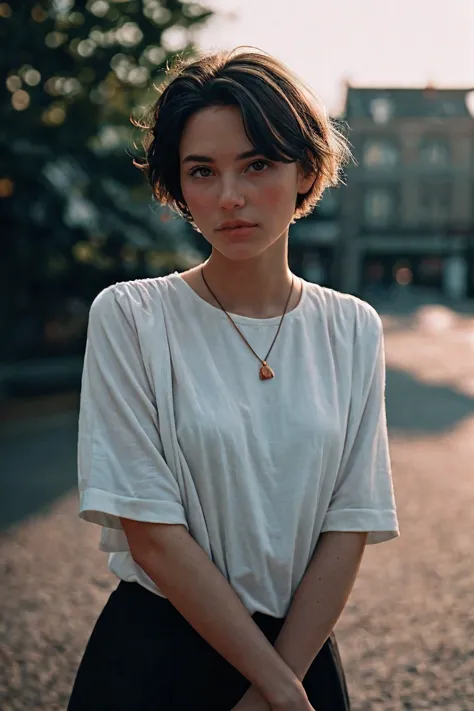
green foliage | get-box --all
[1,0,213,360]
[4,0,212,151]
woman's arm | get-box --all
[269,304,394,679]
[273,531,367,680]
[121,518,311,710]
[268,305,395,678]
[231,531,366,709]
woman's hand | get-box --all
[272,699,316,711]
[268,681,316,711]
[231,682,316,711]
[231,685,271,710]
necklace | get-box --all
[200,266,295,381]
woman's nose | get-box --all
[218,178,245,210]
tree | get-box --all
[1,0,213,360]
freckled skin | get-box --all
[179,105,314,263]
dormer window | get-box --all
[369,98,393,125]
[419,138,450,168]
[363,139,399,169]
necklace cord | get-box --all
[200,266,295,367]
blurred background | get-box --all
[1,1,474,709]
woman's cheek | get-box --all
[259,182,291,209]
[184,183,214,212]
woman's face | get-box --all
[179,105,314,261]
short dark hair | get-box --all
[134,47,352,226]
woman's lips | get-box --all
[218,225,257,238]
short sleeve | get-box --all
[77,284,188,534]
[321,304,399,544]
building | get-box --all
[335,84,474,297]
[289,187,341,287]
[291,84,474,297]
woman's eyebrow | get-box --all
[181,149,260,164]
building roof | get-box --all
[343,86,474,121]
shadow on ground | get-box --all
[386,368,474,434]
[0,412,79,532]
[0,368,473,532]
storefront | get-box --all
[360,249,471,300]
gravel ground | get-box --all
[1,306,473,710]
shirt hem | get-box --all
[79,487,188,530]
[321,507,400,544]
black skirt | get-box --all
[68,580,350,710]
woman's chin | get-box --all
[214,243,268,261]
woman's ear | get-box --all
[296,164,317,195]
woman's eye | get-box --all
[189,160,270,178]
[189,166,212,178]
[248,160,270,172]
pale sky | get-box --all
[197,0,474,114]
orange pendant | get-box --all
[259,363,275,381]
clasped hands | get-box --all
[231,681,316,711]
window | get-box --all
[419,182,451,225]
[419,138,450,169]
[466,90,474,118]
[364,187,396,228]
[363,139,399,169]
[369,97,393,125]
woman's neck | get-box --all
[179,254,301,320]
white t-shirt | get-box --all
[78,272,399,617]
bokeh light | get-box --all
[0,178,14,197]
[6,75,22,92]
[42,105,67,126]
[90,0,109,18]
[395,266,413,286]
[11,90,30,111]
[31,4,47,22]
[0,2,12,18]
[23,68,42,86]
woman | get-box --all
[68,47,399,710]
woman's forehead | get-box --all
[180,106,255,159]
